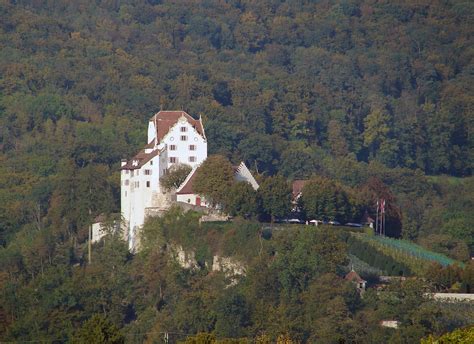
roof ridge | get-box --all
[176,166,199,194]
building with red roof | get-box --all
[345,269,367,292]
[120,110,207,251]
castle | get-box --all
[119,110,258,251]
[120,111,207,250]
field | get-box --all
[350,232,462,275]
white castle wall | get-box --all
[122,113,207,251]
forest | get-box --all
[0,0,473,342]
[2,209,474,343]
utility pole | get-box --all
[88,208,92,264]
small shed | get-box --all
[345,269,367,292]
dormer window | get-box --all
[180,126,187,132]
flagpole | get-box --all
[383,199,386,236]
[375,199,379,235]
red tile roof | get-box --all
[121,149,160,170]
[144,139,155,148]
[176,168,198,195]
[292,180,308,198]
[150,111,205,143]
[345,270,366,284]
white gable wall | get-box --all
[161,117,207,169]
[235,162,259,190]
[147,121,156,144]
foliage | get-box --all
[225,182,258,218]
[300,176,353,223]
[258,176,291,221]
[359,177,402,237]
[425,262,474,293]
[160,163,193,191]
[194,155,234,206]
[1,208,473,343]
[421,325,474,344]
[72,314,124,344]
[0,1,472,342]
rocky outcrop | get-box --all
[211,255,246,277]
[169,244,199,270]
[200,213,229,222]
[168,245,246,285]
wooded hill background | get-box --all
[0,1,473,342]
[0,0,472,250]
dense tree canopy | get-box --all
[160,163,193,191]
[225,182,259,218]
[300,176,354,223]
[193,155,235,206]
[0,1,472,342]
[258,175,292,221]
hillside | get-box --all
[0,0,473,342]
[2,210,473,342]
[0,0,472,251]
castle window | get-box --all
[170,157,177,163]
[180,126,187,132]
[150,160,153,165]
[125,180,129,186]
[125,170,129,174]
[189,145,196,151]
[170,145,176,151]
[131,170,134,177]
[180,135,187,141]
[146,181,150,187]
[136,170,140,176]
[125,191,127,197]
[145,169,152,175]
[189,156,196,163]
[135,181,139,188]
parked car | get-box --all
[345,222,363,228]
[288,218,303,224]
[309,219,324,225]
[328,220,341,226]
